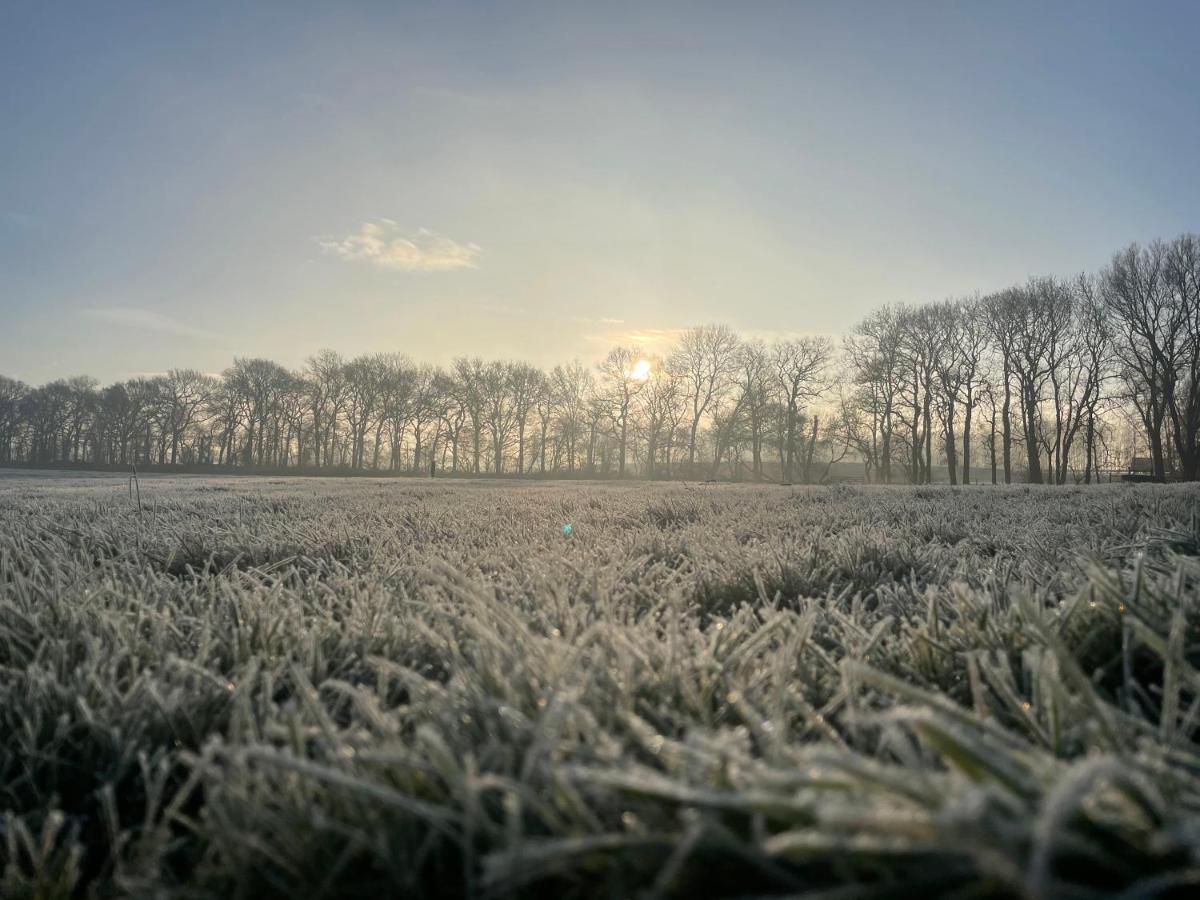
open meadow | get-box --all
[2,472,1200,898]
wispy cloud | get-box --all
[318,220,480,272]
[585,327,686,351]
[625,329,683,345]
[83,307,227,342]
[565,314,625,325]
[584,325,829,352]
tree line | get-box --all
[2,233,1198,482]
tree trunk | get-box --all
[1001,365,1012,484]
[962,396,973,484]
[1023,381,1043,484]
[803,416,819,483]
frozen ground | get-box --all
[2,474,1199,897]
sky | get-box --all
[2,0,1199,384]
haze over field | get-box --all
[3,1,1200,383]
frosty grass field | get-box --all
[2,471,1200,898]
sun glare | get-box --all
[629,358,652,381]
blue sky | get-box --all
[2,1,1198,382]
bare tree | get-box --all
[983,290,1021,483]
[531,369,556,474]
[896,307,940,483]
[1162,235,1200,479]
[304,350,348,468]
[0,376,27,463]
[551,361,592,473]
[481,360,519,474]
[1056,275,1112,483]
[673,324,741,475]
[158,369,215,465]
[930,300,967,484]
[634,355,681,478]
[733,340,772,480]
[772,336,832,482]
[595,347,647,477]
[452,357,488,474]
[507,363,542,475]
[845,306,905,482]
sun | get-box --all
[629,359,652,382]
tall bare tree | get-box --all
[673,324,741,475]
[595,347,647,477]
[845,306,905,482]
[772,336,832,482]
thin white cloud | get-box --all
[83,307,226,342]
[565,314,626,325]
[584,327,686,351]
[623,328,687,347]
[584,325,829,351]
[318,220,480,272]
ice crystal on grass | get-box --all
[1,475,1199,898]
